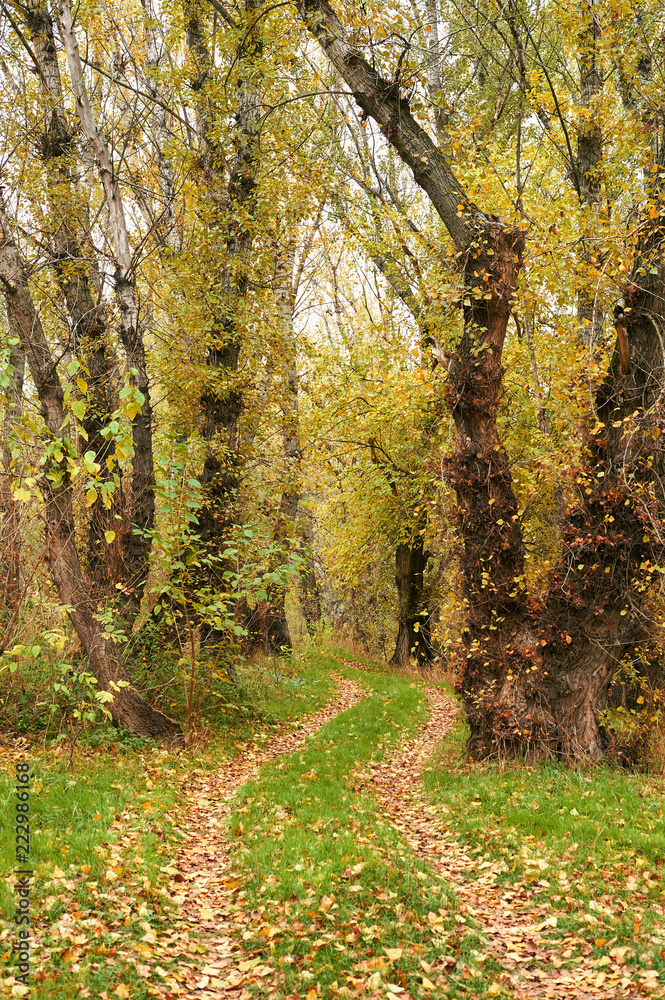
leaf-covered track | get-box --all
[157,676,365,999]
[366,686,642,998]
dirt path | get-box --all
[366,685,640,999]
[153,676,365,1000]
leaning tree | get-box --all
[298,0,665,757]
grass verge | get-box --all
[0,651,335,999]
[422,705,665,991]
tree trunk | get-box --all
[0,335,25,640]
[391,536,433,667]
[141,0,182,253]
[300,509,322,634]
[0,193,183,744]
[60,0,156,602]
[258,241,303,654]
[576,5,604,348]
[185,1,262,579]
[25,2,124,594]
[299,0,665,759]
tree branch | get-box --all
[297,0,486,252]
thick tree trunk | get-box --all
[0,195,183,744]
[185,1,261,578]
[390,535,433,666]
[461,221,665,759]
[299,0,665,759]
[25,2,124,594]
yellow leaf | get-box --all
[85,487,98,507]
[114,986,130,999]
[422,976,437,991]
[104,530,116,544]
[52,865,65,878]
[385,948,403,961]
[76,378,88,395]
[238,958,261,972]
[637,695,645,704]
[80,864,91,875]
[488,986,502,996]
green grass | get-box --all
[422,705,665,987]
[1,744,183,998]
[0,649,338,999]
[229,651,500,998]
[8,645,663,998]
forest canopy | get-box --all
[1,0,665,762]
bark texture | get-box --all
[60,0,156,600]
[391,536,433,666]
[141,0,182,253]
[25,1,124,593]
[186,1,262,577]
[0,335,25,639]
[300,0,665,759]
[0,193,183,743]
[300,510,322,634]
[576,4,604,348]
[259,242,302,654]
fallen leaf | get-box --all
[238,958,261,972]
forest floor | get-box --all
[2,648,665,999]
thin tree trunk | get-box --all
[0,335,25,636]
[299,509,322,633]
[59,0,156,602]
[141,0,182,253]
[25,2,124,593]
[576,3,604,348]
[390,533,433,666]
[256,241,302,653]
[0,194,183,742]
